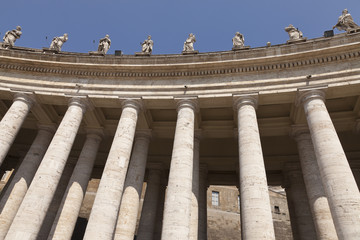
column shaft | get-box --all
[114,130,151,240]
[4,98,86,240]
[189,133,200,240]
[234,95,275,240]
[198,164,208,240]
[37,162,75,239]
[300,90,360,239]
[161,99,197,240]
[84,99,141,240]
[137,165,162,240]
[0,126,54,239]
[0,93,34,166]
[152,177,166,240]
[48,130,103,240]
[293,128,337,240]
[284,163,317,240]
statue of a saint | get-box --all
[49,33,68,52]
[183,33,196,52]
[141,35,153,53]
[98,34,111,54]
[232,32,245,48]
[333,9,359,32]
[2,26,22,48]
[285,24,303,41]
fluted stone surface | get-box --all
[48,130,103,240]
[161,99,197,240]
[299,89,360,240]
[4,98,87,240]
[0,125,54,239]
[84,99,141,240]
[114,130,151,240]
[0,93,34,166]
[234,95,275,240]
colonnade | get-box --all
[0,87,359,240]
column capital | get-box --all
[283,161,303,187]
[233,93,258,110]
[86,128,104,141]
[135,129,152,141]
[290,125,311,141]
[175,97,199,113]
[13,92,35,108]
[121,98,143,112]
[295,86,327,107]
[68,97,89,113]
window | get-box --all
[212,191,219,206]
[274,206,280,214]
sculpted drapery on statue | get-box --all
[141,35,153,53]
[285,24,303,41]
[232,32,245,48]
[2,26,22,48]
[183,33,196,52]
[97,34,111,54]
[49,33,68,52]
[333,9,359,32]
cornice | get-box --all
[0,39,360,80]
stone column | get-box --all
[37,162,75,239]
[114,130,152,240]
[152,176,167,240]
[284,162,317,240]
[284,188,299,240]
[4,97,87,240]
[189,131,200,240]
[137,163,163,240]
[161,98,197,240]
[298,88,360,239]
[292,126,337,240]
[0,125,55,239]
[233,94,275,240]
[48,129,103,240]
[84,99,142,240]
[0,93,35,166]
[198,164,208,240]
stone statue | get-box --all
[49,33,68,52]
[183,33,196,52]
[285,24,303,41]
[98,34,111,54]
[141,35,153,53]
[333,9,359,32]
[2,26,22,48]
[232,32,245,48]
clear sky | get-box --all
[1,0,359,55]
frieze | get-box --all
[0,50,359,79]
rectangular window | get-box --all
[274,206,280,214]
[212,191,219,206]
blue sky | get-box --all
[1,0,359,54]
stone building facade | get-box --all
[0,32,360,240]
